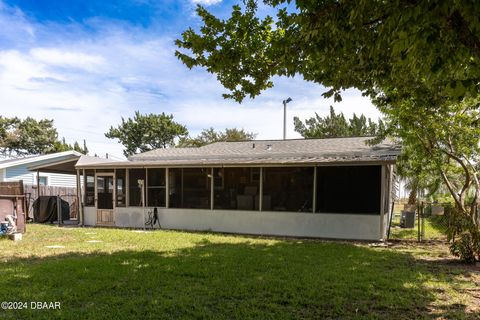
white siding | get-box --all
[46,172,77,187]
[5,165,77,188]
[5,166,35,184]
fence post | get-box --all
[421,203,425,240]
[56,196,61,226]
[417,202,421,242]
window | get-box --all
[262,167,314,212]
[316,165,381,214]
[128,169,146,207]
[38,176,48,186]
[84,170,95,206]
[116,169,126,207]
[147,168,166,207]
[169,168,211,209]
[213,168,260,210]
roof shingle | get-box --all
[119,137,400,166]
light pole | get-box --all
[283,97,292,140]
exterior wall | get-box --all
[5,165,77,187]
[80,164,395,241]
[83,207,382,240]
[84,207,97,226]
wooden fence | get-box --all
[24,184,78,219]
[24,184,77,198]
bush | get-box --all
[446,207,480,263]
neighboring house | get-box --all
[0,151,82,188]
[33,137,400,241]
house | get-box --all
[0,151,82,188]
[33,137,400,240]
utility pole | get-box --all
[283,97,292,140]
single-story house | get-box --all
[0,151,82,188]
[32,137,400,241]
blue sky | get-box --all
[0,0,380,159]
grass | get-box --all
[0,224,479,319]
[389,213,449,241]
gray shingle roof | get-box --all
[120,137,400,166]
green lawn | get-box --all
[0,224,478,319]
[389,214,449,240]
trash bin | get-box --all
[400,210,416,228]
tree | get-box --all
[175,1,480,261]
[52,137,89,155]
[105,111,188,157]
[0,116,58,156]
[375,90,480,261]
[294,106,384,139]
[176,1,479,104]
[83,139,89,155]
[0,116,89,156]
[179,127,256,147]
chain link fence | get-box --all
[389,201,451,241]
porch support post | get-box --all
[56,195,62,226]
[312,166,317,213]
[82,169,86,226]
[36,170,40,197]
[259,167,263,211]
[210,168,214,210]
[379,165,386,240]
[77,169,84,226]
[145,168,148,207]
[165,168,169,208]
[126,168,129,207]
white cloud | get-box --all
[30,48,105,72]
[0,3,381,159]
[191,0,222,6]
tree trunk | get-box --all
[407,188,417,205]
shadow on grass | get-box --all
[0,240,475,319]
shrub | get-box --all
[446,207,480,263]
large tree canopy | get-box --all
[105,111,188,157]
[176,0,479,103]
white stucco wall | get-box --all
[83,207,382,240]
[84,207,97,226]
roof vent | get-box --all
[252,143,255,149]
[266,144,272,151]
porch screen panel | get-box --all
[84,170,95,207]
[116,169,126,207]
[169,168,211,209]
[128,169,146,207]
[213,168,260,210]
[316,165,381,214]
[262,167,314,212]
[147,168,166,207]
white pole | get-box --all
[283,100,287,140]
